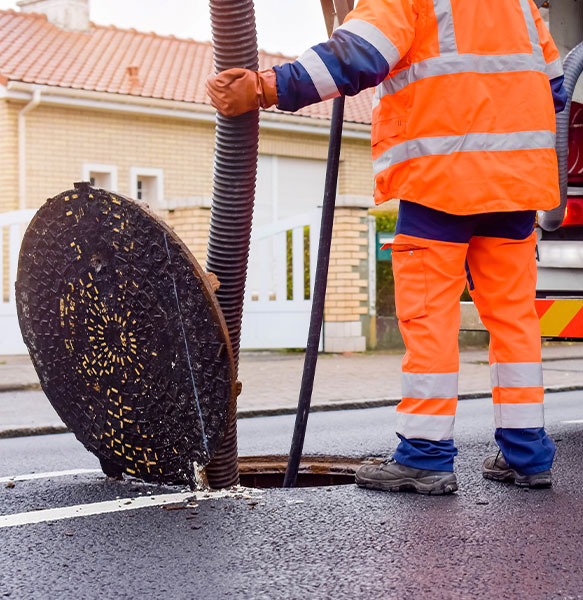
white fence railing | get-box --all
[241,209,321,349]
[1,206,322,353]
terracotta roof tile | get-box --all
[0,9,372,124]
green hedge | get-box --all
[374,213,398,316]
[373,212,471,316]
[286,226,311,300]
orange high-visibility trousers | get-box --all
[391,207,555,473]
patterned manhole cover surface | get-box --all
[16,183,235,485]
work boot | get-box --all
[482,451,552,488]
[355,459,458,495]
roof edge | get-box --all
[0,9,297,62]
[4,82,371,138]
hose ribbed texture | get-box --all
[205,0,259,489]
[538,41,583,232]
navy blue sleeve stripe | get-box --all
[297,48,341,101]
[273,29,392,113]
[273,61,322,113]
[312,29,391,98]
[550,75,567,113]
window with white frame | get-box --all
[82,164,118,191]
[130,167,164,208]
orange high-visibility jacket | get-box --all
[273,0,562,215]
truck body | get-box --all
[462,0,583,341]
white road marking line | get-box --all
[562,419,583,424]
[0,492,195,528]
[0,488,262,529]
[0,469,102,483]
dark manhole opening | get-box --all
[238,455,382,489]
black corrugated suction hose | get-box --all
[538,41,583,231]
[205,0,259,489]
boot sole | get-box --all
[355,475,458,495]
[482,470,552,489]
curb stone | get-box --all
[1,384,581,439]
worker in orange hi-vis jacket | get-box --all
[207,0,567,494]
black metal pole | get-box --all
[283,95,346,488]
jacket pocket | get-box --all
[371,115,407,147]
[392,244,428,321]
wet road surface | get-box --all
[1,392,583,599]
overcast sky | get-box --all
[0,0,329,56]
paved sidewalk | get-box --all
[1,343,583,436]
[238,343,583,413]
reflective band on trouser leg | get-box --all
[396,411,456,441]
[491,362,544,428]
[392,234,467,471]
[467,232,555,473]
[397,375,458,439]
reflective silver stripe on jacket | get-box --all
[491,362,544,389]
[375,53,546,101]
[433,0,458,54]
[494,403,544,429]
[401,372,458,399]
[338,19,401,67]
[296,48,340,101]
[396,413,455,441]
[545,57,564,80]
[518,0,543,56]
[374,0,548,104]
[373,130,556,174]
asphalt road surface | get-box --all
[2,392,583,599]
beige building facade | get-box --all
[0,2,378,353]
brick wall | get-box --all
[0,102,18,302]
[22,104,216,207]
[259,130,330,160]
[163,206,211,268]
[0,101,18,213]
[324,207,370,352]
[338,139,374,196]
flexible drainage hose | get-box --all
[538,41,583,231]
[205,0,259,488]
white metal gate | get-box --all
[1,206,323,353]
[241,209,321,349]
[0,209,36,355]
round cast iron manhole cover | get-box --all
[16,183,235,485]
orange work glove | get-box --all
[206,68,278,117]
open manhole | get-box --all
[238,456,383,488]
